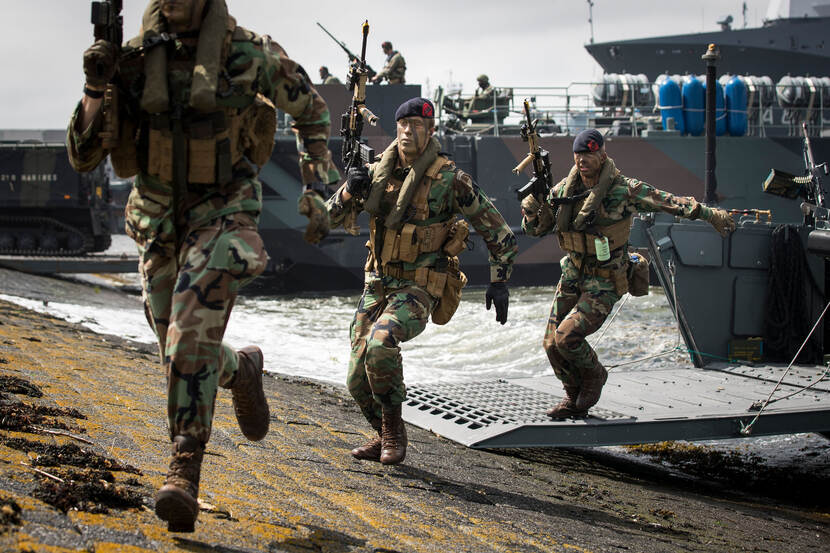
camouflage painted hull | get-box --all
[254,84,827,293]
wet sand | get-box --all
[0,269,828,552]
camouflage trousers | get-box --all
[543,257,621,388]
[131,207,267,444]
[347,275,437,425]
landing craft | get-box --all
[0,133,113,256]
[403,45,830,448]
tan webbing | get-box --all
[557,217,632,254]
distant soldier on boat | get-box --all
[372,41,406,84]
[319,65,341,85]
[521,129,736,419]
[67,0,335,533]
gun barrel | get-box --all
[359,105,378,126]
[512,153,534,175]
[360,20,369,66]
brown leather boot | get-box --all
[350,420,383,461]
[380,404,407,465]
[226,346,269,441]
[154,435,203,533]
[575,363,608,412]
[546,385,584,418]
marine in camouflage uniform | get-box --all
[372,41,406,84]
[319,97,517,464]
[521,129,735,418]
[319,66,342,85]
[67,0,333,532]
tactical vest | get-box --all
[555,172,633,294]
[557,217,632,256]
[109,22,276,186]
[365,155,468,299]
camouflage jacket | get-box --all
[523,161,712,270]
[377,51,406,84]
[67,26,330,227]
[327,159,518,283]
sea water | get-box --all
[0,237,827,479]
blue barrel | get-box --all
[658,76,684,134]
[725,76,748,136]
[702,79,727,136]
[682,76,705,136]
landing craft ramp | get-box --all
[403,364,830,448]
[0,254,138,274]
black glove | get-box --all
[305,181,328,198]
[83,39,118,89]
[345,167,371,198]
[485,282,509,325]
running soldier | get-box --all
[67,0,333,532]
[521,129,735,418]
[303,97,517,465]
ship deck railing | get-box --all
[429,80,830,138]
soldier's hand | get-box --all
[704,207,736,237]
[485,282,509,325]
[521,195,540,220]
[345,167,371,198]
[297,189,330,244]
[83,39,118,89]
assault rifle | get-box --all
[340,21,379,181]
[90,0,122,149]
[801,123,830,256]
[513,99,552,201]
[317,22,377,81]
[802,122,828,221]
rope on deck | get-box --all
[740,299,830,436]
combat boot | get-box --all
[575,363,608,412]
[380,404,407,465]
[350,419,383,461]
[154,435,203,533]
[225,346,270,441]
[546,385,585,418]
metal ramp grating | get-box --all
[406,379,630,431]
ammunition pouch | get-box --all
[575,259,629,296]
[145,111,236,186]
[382,257,467,325]
[442,219,469,256]
[431,260,467,326]
[557,217,632,255]
[143,105,265,187]
[626,252,650,297]
[373,217,458,265]
[110,117,139,178]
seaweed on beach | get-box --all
[0,402,86,433]
[0,436,140,474]
[0,497,22,532]
[32,468,145,514]
[625,441,828,507]
[0,375,43,398]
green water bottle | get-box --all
[594,236,610,261]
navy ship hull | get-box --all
[255,128,830,293]
[585,16,830,81]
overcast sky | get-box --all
[1,0,770,129]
